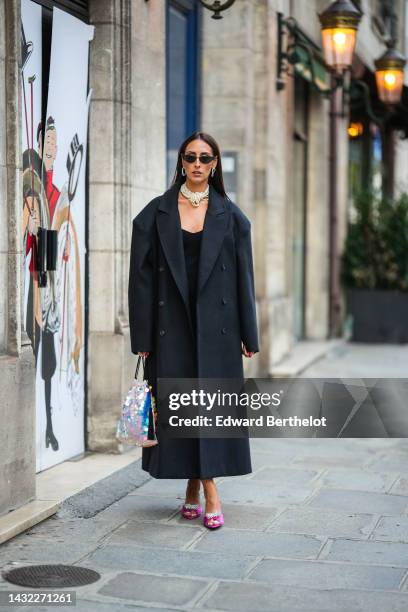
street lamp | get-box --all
[318,0,362,73]
[317,1,362,339]
[199,0,236,20]
[374,45,406,105]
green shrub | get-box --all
[341,190,408,291]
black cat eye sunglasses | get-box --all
[181,153,216,164]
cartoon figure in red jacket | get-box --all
[23,116,83,452]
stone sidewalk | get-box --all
[0,344,408,611]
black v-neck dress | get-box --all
[182,228,203,345]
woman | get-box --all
[128,131,259,529]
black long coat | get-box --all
[128,182,260,479]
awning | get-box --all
[286,22,332,94]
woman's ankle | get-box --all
[201,479,221,512]
[185,478,201,504]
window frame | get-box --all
[29,0,89,23]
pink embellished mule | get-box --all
[181,502,203,520]
[203,511,224,529]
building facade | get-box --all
[1,0,407,516]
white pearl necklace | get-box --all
[180,182,209,208]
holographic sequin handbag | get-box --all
[116,355,158,447]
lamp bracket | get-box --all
[199,0,236,19]
[349,78,396,127]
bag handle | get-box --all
[135,354,146,379]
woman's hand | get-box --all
[242,343,255,358]
[28,209,40,236]
[138,351,150,358]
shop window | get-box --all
[348,118,384,212]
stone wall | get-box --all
[0,0,36,517]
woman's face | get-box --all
[181,139,217,186]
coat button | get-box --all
[158,265,164,272]
[222,298,227,305]
[221,327,227,334]
[221,263,226,271]
[159,329,166,336]
[159,300,164,307]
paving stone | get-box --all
[216,480,315,506]
[249,467,320,484]
[319,468,395,492]
[98,571,209,607]
[290,442,374,457]
[97,493,179,522]
[389,477,408,496]
[247,558,406,590]
[82,544,251,580]
[130,478,187,498]
[323,538,408,566]
[249,439,375,470]
[23,514,121,541]
[200,579,408,612]
[250,439,309,455]
[370,515,408,543]
[307,488,408,515]
[353,439,407,451]
[250,452,295,471]
[169,503,278,531]
[291,454,373,468]
[267,506,377,539]
[191,529,322,559]
[105,520,202,549]
[367,453,408,474]
[0,537,100,566]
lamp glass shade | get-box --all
[321,27,356,71]
[375,69,404,104]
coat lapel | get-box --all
[197,184,229,296]
[156,182,229,334]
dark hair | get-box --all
[170,131,230,199]
[37,116,56,144]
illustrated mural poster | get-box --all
[21,0,42,343]
[22,2,94,471]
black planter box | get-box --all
[347,288,408,343]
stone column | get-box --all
[87,0,131,452]
[264,0,293,369]
[0,0,36,516]
[87,0,166,452]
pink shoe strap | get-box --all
[205,512,223,519]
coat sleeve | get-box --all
[236,222,260,353]
[128,217,156,354]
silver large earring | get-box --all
[181,167,186,176]
[211,167,216,177]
